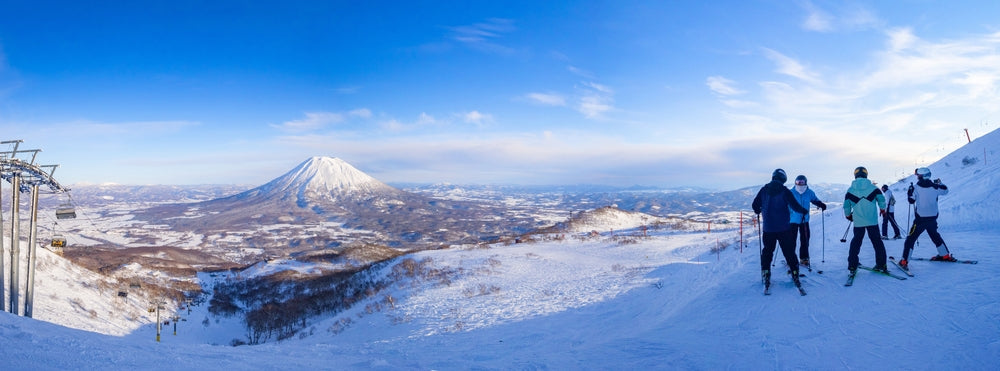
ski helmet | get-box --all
[772,168,787,183]
[794,175,807,185]
[854,166,868,179]
[916,167,931,179]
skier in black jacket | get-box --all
[752,169,810,290]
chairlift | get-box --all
[56,204,77,220]
[51,236,67,248]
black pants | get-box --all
[882,211,901,237]
[790,222,811,261]
[761,229,798,272]
[848,225,887,270]
[902,216,946,260]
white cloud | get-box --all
[762,48,821,84]
[525,92,566,106]
[449,18,516,55]
[272,112,344,132]
[800,1,833,32]
[416,112,437,125]
[349,108,372,119]
[706,76,744,96]
[576,82,615,119]
[463,110,493,125]
[799,1,880,33]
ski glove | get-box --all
[846,214,853,221]
[879,209,886,217]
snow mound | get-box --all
[565,206,663,233]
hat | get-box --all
[881,184,888,191]
[794,175,807,185]
[916,167,931,179]
[772,169,787,183]
[854,166,868,179]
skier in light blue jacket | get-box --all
[788,175,827,268]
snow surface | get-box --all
[1,131,1000,369]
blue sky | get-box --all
[1,1,998,189]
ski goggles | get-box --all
[794,180,807,185]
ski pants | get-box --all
[902,215,947,260]
[761,228,798,272]
[848,225,887,270]
[789,222,811,262]
[881,211,901,237]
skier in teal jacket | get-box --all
[843,166,888,273]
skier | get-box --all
[898,167,954,269]
[880,184,902,240]
[843,166,889,274]
[788,175,827,269]
[752,169,810,291]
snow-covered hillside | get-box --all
[2,129,999,369]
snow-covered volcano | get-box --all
[233,156,403,204]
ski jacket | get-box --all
[844,178,886,227]
[752,180,809,233]
[883,188,897,213]
[789,186,826,224]
[909,178,948,217]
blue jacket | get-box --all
[753,180,810,233]
[789,186,826,224]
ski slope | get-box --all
[1,130,999,369]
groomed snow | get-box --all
[1,131,998,369]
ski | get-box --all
[797,286,807,296]
[764,286,771,296]
[857,265,908,280]
[888,257,914,277]
[911,257,978,264]
[844,272,856,286]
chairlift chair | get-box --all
[56,204,77,220]
[51,236,67,248]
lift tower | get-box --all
[0,140,70,317]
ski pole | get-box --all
[840,221,852,243]
[757,214,762,256]
[821,211,826,263]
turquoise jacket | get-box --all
[844,178,886,227]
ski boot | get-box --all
[898,259,908,270]
[762,269,771,288]
[791,270,801,287]
[871,265,889,274]
[930,254,957,262]
[799,259,810,269]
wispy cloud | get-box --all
[706,76,745,96]
[761,48,821,84]
[525,92,567,106]
[798,1,880,33]
[576,82,615,119]
[463,110,493,125]
[349,108,372,119]
[272,112,344,132]
[448,18,516,55]
[709,28,1000,181]
[800,1,833,32]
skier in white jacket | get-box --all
[898,167,953,269]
